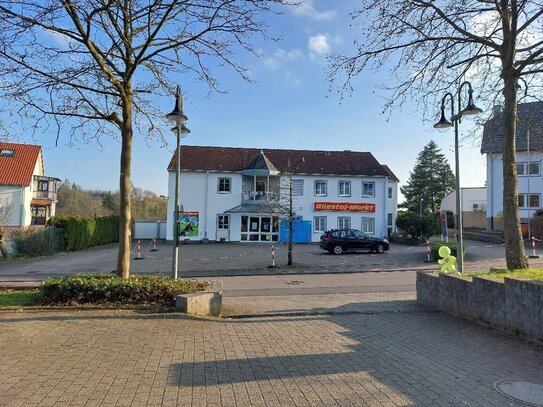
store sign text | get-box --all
[313,202,376,213]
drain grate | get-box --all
[284,280,304,285]
[494,380,543,406]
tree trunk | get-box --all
[0,238,9,258]
[117,94,133,279]
[502,74,529,269]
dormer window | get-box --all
[0,149,14,157]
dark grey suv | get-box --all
[319,229,390,255]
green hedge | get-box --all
[40,274,208,305]
[431,242,459,262]
[48,215,119,251]
[10,227,64,257]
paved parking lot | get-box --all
[1,297,542,406]
[0,239,537,282]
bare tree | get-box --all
[330,0,543,270]
[0,0,286,278]
[0,199,13,258]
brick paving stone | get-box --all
[0,303,542,406]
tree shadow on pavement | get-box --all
[167,299,543,405]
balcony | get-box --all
[32,175,60,201]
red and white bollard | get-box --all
[271,245,276,268]
[529,236,540,259]
[150,236,158,252]
[134,240,144,260]
[424,240,432,262]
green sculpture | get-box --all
[437,245,458,274]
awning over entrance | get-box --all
[224,203,270,214]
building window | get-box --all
[217,215,229,230]
[218,177,231,193]
[517,162,541,176]
[338,217,350,229]
[338,181,351,197]
[388,187,393,199]
[362,182,375,197]
[314,180,327,196]
[314,216,327,233]
[518,194,540,208]
[361,217,375,234]
[292,180,304,196]
[387,213,393,226]
[38,180,49,191]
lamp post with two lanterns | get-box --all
[434,81,483,274]
[166,86,191,279]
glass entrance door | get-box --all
[241,215,279,241]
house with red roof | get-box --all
[166,146,399,243]
[0,143,60,227]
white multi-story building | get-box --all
[481,101,543,230]
[166,146,399,242]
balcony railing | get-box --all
[32,190,58,200]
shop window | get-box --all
[314,216,327,232]
[361,217,375,234]
[338,217,350,230]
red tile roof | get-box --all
[168,146,397,178]
[0,143,42,186]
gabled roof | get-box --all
[167,146,395,178]
[243,150,280,176]
[0,143,42,186]
[481,101,543,154]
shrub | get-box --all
[40,274,208,305]
[48,215,119,251]
[10,226,63,257]
[431,242,459,262]
[396,211,440,240]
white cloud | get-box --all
[308,34,331,56]
[291,0,336,21]
[264,48,303,70]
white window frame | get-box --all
[362,182,375,197]
[338,181,351,197]
[337,217,350,230]
[388,187,393,199]
[361,217,375,234]
[518,193,540,208]
[517,162,541,176]
[217,177,231,194]
[314,180,327,196]
[313,216,327,233]
[217,215,230,230]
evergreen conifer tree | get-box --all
[400,141,455,213]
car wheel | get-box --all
[374,244,385,254]
[333,245,343,255]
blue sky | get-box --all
[9,0,486,198]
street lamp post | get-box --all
[166,86,190,279]
[434,81,483,274]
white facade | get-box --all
[166,170,398,243]
[486,151,543,228]
[441,187,487,214]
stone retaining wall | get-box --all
[417,272,543,341]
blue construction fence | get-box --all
[279,220,312,244]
